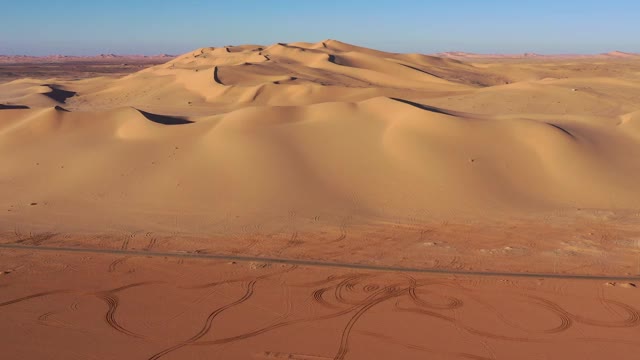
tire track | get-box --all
[275,231,301,257]
[108,257,128,272]
[289,231,299,244]
[193,282,409,347]
[449,256,465,270]
[94,282,157,338]
[148,280,257,360]
[312,287,342,309]
[185,265,297,290]
[394,302,538,342]
[96,293,144,338]
[333,287,408,360]
[330,217,351,243]
[290,274,358,288]
[334,274,373,306]
[527,294,639,329]
[331,226,347,243]
[0,290,71,307]
[457,287,534,334]
[106,281,161,293]
[238,237,260,254]
[408,285,464,310]
[145,238,157,251]
[573,299,640,328]
[525,296,573,333]
[144,232,157,251]
[37,311,72,328]
[250,279,296,338]
[37,311,54,322]
[0,281,155,309]
[15,232,58,246]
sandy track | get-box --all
[1,243,638,281]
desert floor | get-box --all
[2,247,639,360]
[1,40,640,359]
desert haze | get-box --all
[1,40,640,359]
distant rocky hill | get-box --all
[0,54,176,64]
[435,50,639,60]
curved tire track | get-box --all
[148,280,257,360]
[0,290,71,307]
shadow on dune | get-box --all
[0,104,30,110]
[54,105,70,112]
[43,84,77,103]
[397,63,445,79]
[547,123,575,138]
[137,109,193,125]
[327,54,339,65]
[390,98,458,116]
[213,66,224,85]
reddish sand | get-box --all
[1,249,639,360]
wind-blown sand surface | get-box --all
[1,40,640,358]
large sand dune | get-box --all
[2,40,640,233]
[2,40,640,271]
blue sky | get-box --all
[1,0,639,55]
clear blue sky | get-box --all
[1,0,639,55]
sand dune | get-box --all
[1,39,640,259]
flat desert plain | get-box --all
[1,40,640,359]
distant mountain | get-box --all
[0,54,176,64]
[435,51,639,60]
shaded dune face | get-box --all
[0,104,30,110]
[42,84,76,103]
[136,109,193,125]
[1,39,640,233]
